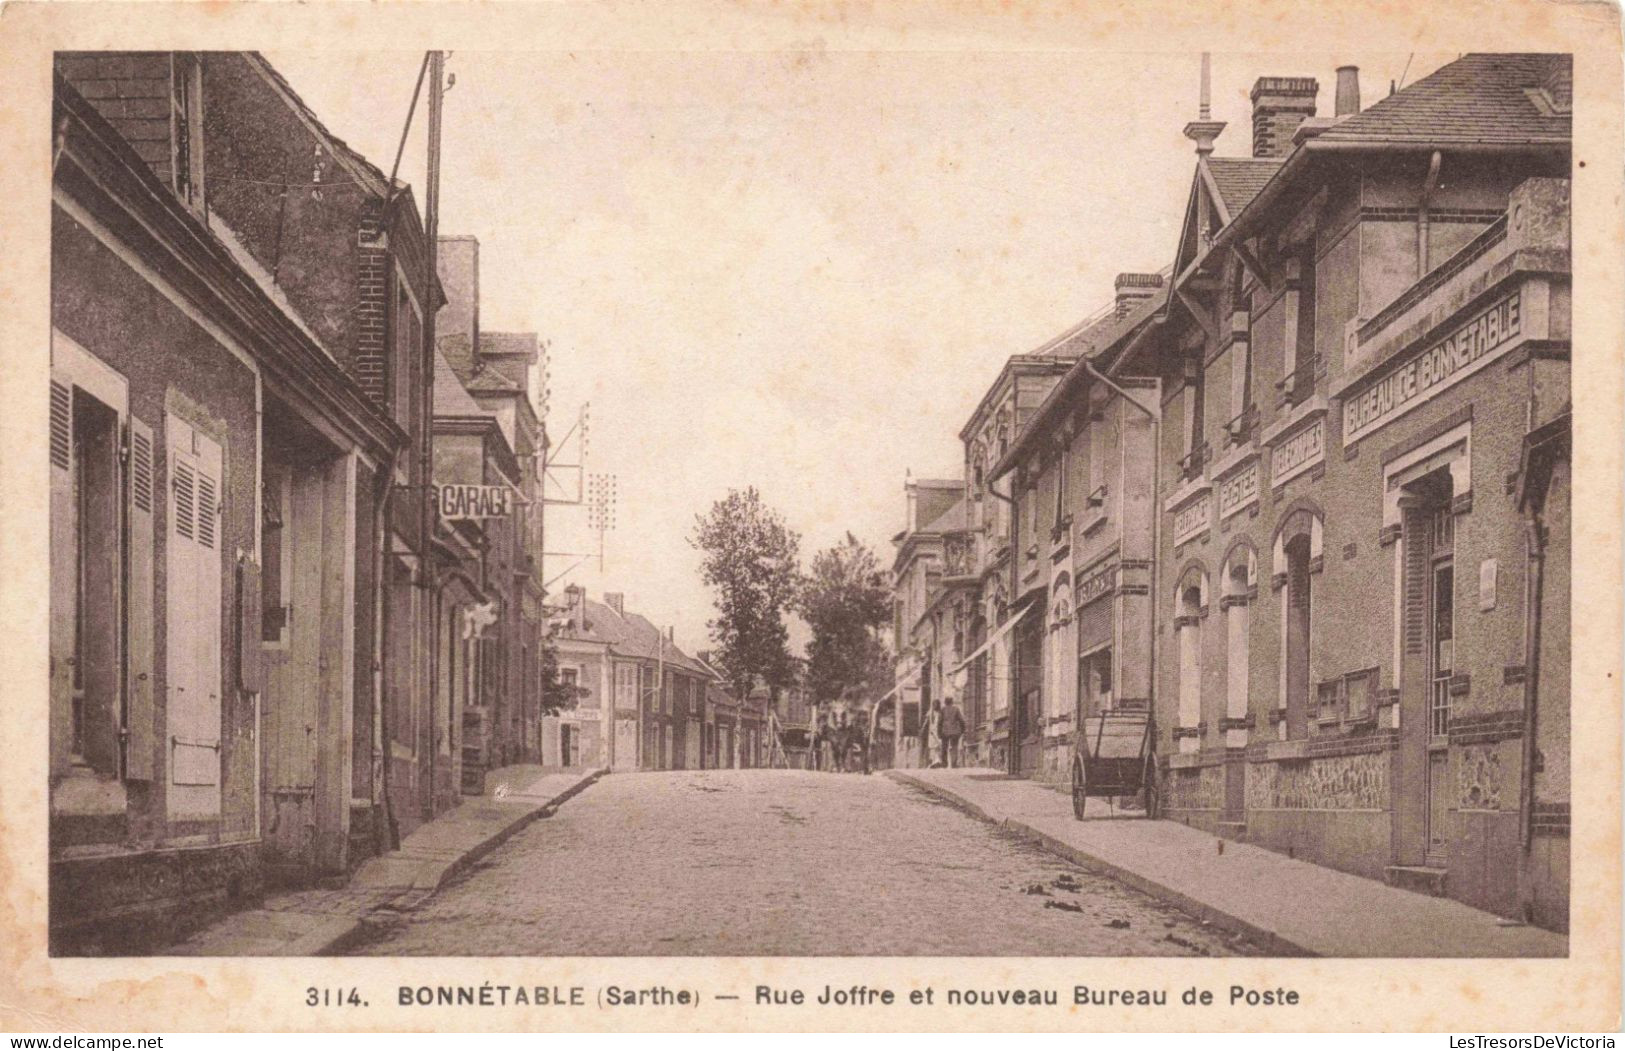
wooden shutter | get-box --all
[237,554,262,693]
[1402,507,1430,656]
[48,378,74,776]
[124,416,157,781]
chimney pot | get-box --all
[1250,76,1318,159]
[1114,272,1164,317]
[1335,65,1361,117]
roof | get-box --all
[464,367,522,394]
[1314,53,1570,148]
[1205,156,1282,216]
[480,331,539,361]
[992,288,1168,479]
[433,349,486,417]
[917,493,967,535]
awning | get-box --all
[876,662,924,705]
[950,592,1041,676]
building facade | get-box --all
[1139,56,1570,928]
[911,53,1572,932]
[48,51,442,949]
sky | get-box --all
[265,48,1453,655]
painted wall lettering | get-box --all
[1344,292,1522,445]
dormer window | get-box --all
[170,53,205,211]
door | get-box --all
[165,414,224,819]
[1425,510,1455,866]
[1013,614,1043,776]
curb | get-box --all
[396,767,609,907]
[343,768,609,936]
[168,768,607,956]
[887,770,1312,958]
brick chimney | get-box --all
[1250,77,1318,158]
[1114,273,1165,318]
[436,235,481,380]
[1334,65,1361,117]
[604,592,624,616]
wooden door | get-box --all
[165,415,223,819]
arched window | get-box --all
[1049,574,1074,721]
[1173,565,1208,752]
[1272,507,1323,739]
[1221,545,1257,734]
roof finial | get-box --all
[1199,51,1212,121]
[1183,52,1226,155]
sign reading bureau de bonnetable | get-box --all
[1343,291,1522,445]
[437,484,515,520]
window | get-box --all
[1053,452,1068,529]
[1181,360,1205,478]
[1175,577,1205,748]
[261,466,290,643]
[1429,507,1455,739]
[1287,247,1317,404]
[1223,556,1252,728]
[1079,647,1113,717]
[1283,535,1313,738]
[66,389,120,772]
[170,54,205,209]
[390,272,423,448]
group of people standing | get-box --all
[920,697,967,769]
[809,712,867,774]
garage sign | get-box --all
[437,484,515,520]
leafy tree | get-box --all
[538,603,587,715]
[800,533,893,705]
[691,487,802,702]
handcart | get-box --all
[1071,708,1158,819]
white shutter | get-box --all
[166,416,222,815]
[48,377,74,776]
[125,416,158,781]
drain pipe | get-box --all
[1418,150,1443,278]
[371,451,400,853]
[987,471,1019,774]
[1519,506,1546,855]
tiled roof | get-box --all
[464,367,522,393]
[433,350,485,417]
[1206,157,1282,217]
[918,494,967,535]
[480,331,539,360]
[1314,53,1571,148]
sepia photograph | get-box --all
[3,0,1621,1034]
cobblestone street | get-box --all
[345,769,1259,956]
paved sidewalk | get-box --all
[890,766,1568,958]
[166,765,605,956]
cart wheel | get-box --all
[1071,759,1087,821]
[1142,753,1159,819]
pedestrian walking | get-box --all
[834,715,852,773]
[924,701,942,768]
[939,696,966,769]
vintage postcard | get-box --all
[0,0,1620,1034]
